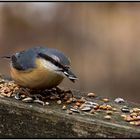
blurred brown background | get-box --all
[0,2,140,103]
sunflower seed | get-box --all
[33,99,45,105]
[114,97,125,103]
[22,97,33,103]
[70,108,80,113]
[121,106,130,113]
[81,106,91,111]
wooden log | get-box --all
[0,88,140,138]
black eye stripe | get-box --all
[38,53,68,71]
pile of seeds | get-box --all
[121,108,140,126]
[0,79,74,106]
[1,78,140,126]
[0,80,19,97]
[65,95,115,121]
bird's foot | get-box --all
[14,88,44,100]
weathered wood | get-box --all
[0,89,140,138]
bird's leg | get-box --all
[15,87,44,100]
[14,88,31,100]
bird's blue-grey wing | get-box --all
[11,49,37,70]
[38,47,71,66]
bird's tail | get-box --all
[0,56,11,59]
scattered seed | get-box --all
[81,106,91,111]
[124,116,133,122]
[132,115,137,118]
[93,105,99,110]
[1,92,8,97]
[70,108,80,113]
[132,108,140,113]
[96,109,101,112]
[22,97,33,103]
[99,105,106,110]
[121,114,127,118]
[135,121,140,126]
[20,94,26,98]
[106,105,112,110]
[67,109,73,114]
[50,96,58,100]
[99,104,112,110]
[75,102,81,107]
[80,103,92,109]
[90,109,96,114]
[102,98,109,102]
[14,87,19,91]
[130,109,134,113]
[33,99,45,105]
[72,97,77,102]
[66,98,73,104]
[85,102,99,109]
[62,105,67,110]
[73,105,78,109]
[87,92,96,97]
[114,97,125,103]
[130,112,137,117]
[85,101,99,106]
[7,92,12,97]
[121,106,130,113]
[104,115,111,120]
[129,121,135,125]
[0,94,4,98]
[15,93,21,100]
[0,79,5,84]
[77,97,86,103]
[106,111,113,115]
[57,100,62,105]
[45,102,49,105]
[63,95,68,100]
[112,108,117,111]
[135,116,140,120]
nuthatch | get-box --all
[8,47,77,89]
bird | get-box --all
[7,46,77,90]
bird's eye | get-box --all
[15,52,20,58]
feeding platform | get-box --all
[0,78,140,138]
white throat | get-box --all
[40,58,64,76]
